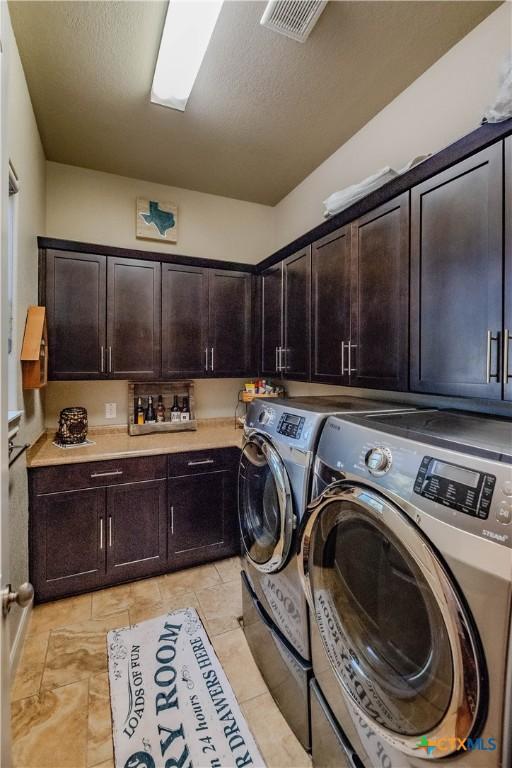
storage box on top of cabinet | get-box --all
[128,380,197,435]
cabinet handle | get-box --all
[504,329,511,385]
[280,347,287,372]
[170,505,174,534]
[205,347,209,372]
[486,330,500,383]
[187,458,214,466]
[99,518,103,550]
[275,346,278,372]
[348,341,357,374]
[341,341,346,376]
[100,346,105,374]
[108,346,112,374]
[211,347,214,372]
[90,469,123,478]
[108,516,112,547]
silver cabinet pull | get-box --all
[348,341,357,374]
[205,347,208,372]
[187,458,214,466]
[108,516,112,547]
[170,505,174,534]
[486,330,500,383]
[280,347,287,372]
[504,329,511,385]
[108,346,112,374]
[275,346,278,372]
[100,346,105,373]
[341,341,346,376]
[90,469,123,478]
[99,518,103,550]
[210,347,214,372]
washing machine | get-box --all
[299,409,512,768]
[238,395,418,751]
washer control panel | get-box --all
[414,455,496,520]
[277,412,305,439]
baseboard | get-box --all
[9,602,32,676]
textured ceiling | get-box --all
[9,1,499,205]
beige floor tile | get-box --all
[12,679,88,768]
[87,672,113,767]
[92,577,162,619]
[196,578,242,635]
[11,632,49,701]
[212,627,267,703]
[41,611,130,690]
[129,590,199,625]
[242,693,312,768]
[215,556,242,584]
[28,594,92,637]
[160,563,221,598]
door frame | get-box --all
[0,3,12,761]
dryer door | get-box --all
[239,434,295,573]
[299,483,485,759]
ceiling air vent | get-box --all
[260,0,327,43]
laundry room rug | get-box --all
[107,607,266,768]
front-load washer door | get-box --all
[239,434,295,573]
[299,483,486,760]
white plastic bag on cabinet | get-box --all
[483,56,512,123]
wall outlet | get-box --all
[105,402,117,419]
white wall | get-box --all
[46,161,275,264]
[274,3,512,248]
[7,10,46,645]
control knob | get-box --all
[258,409,271,425]
[365,447,392,475]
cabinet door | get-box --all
[411,145,503,399]
[169,470,238,569]
[106,479,167,583]
[261,264,283,377]
[162,263,209,378]
[107,257,161,379]
[505,137,512,402]
[31,487,106,601]
[209,270,253,376]
[45,250,107,379]
[311,227,351,383]
[283,248,311,379]
[350,194,409,391]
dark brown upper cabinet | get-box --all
[311,226,351,384]
[350,193,409,391]
[505,137,512,402]
[162,263,209,378]
[410,144,503,399]
[260,249,310,379]
[283,248,311,379]
[208,270,253,377]
[46,250,107,380]
[161,267,253,378]
[261,263,283,377]
[107,258,161,379]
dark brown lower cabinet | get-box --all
[31,487,106,601]
[106,479,167,584]
[168,470,238,569]
[30,449,240,602]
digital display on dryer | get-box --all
[277,413,305,439]
[414,456,496,519]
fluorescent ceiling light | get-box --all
[151,0,224,112]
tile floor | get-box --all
[11,557,312,768]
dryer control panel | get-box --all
[277,413,305,439]
[414,456,496,519]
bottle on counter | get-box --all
[146,395,156,423]
[180,396,190,422]
[170,395,181,423]
[136,397,145,425]
[156,395,166,423]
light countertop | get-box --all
[27,419,243,468]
